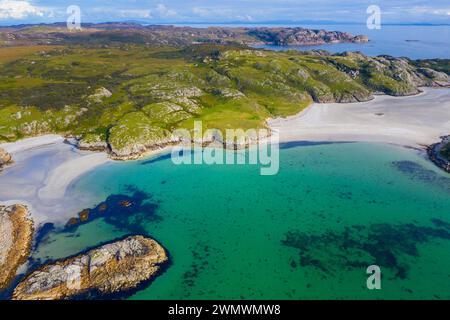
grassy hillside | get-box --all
[0,44,448,157]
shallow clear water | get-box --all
[32,142,450,299]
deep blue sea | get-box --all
[175,23,450,59]
[256,24,450,59]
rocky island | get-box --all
[13,235,168,300]
[0,205,34,290]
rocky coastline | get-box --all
[0,205,34,290]
[12,235,168,300]
[0,148,13,171]
[427,136,450,173]
[1,23,368,47]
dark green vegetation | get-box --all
[0,42,448,157]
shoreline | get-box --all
[427,136,450,173]
[268,87,450,150]
[0,135,111,202]
[0,136,111,225]
[0,87,449,224]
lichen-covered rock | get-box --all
[88,87,112,103]
[77,133,108,151]
[246,28,368,46]
[0,205,34,289]
[418,68,450,85]
[13,235,168,300]
[108,111,174,159]
[0,147,13,171]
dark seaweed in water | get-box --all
[64,190,162,234]
[392,161,450,193]
[33,222,55,250]
[282,220,450,279]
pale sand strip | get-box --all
[0,135,110,224]
[38,152,110,200]
[268,88,450,148]
[0,134,63,154]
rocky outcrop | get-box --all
[0,147,13,171]
[247,28,368,46]
[88,87,112,103]
[427,136,450,173]
[76,133,109,152]
[0,205,34,290]
[1,23,368,47]
[13,235,168,300]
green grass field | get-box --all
[0,44,446,154]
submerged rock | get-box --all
[0,205,34,289]
[0,148,13,171]
[13,235,168,300]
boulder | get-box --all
[0,205,34,289]
[0,147,12,171]
[13,235,168,300]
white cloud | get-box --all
[192,7,255,21]
[407,6,450,16]
[0,0,48,20]
[119,9,152,19]
[155,4,178,18]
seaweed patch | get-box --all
[392,161,450,193]
[282,221,450,279]
[64,189,162,234]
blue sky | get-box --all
[0,0,450,25]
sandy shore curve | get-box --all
[0,135,110,224]
[269,88,450,148]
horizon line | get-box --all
[1,20,450,28]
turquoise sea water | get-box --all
[32,142,450,299]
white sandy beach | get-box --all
[269,88,450,148]
[0,135,110,224]
[0,88,449,225]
